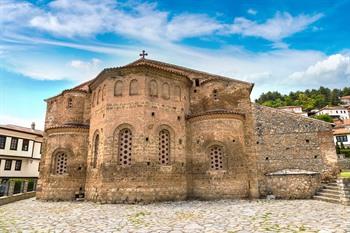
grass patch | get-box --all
[340,171,350,178]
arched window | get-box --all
[102,85,106,101]
[159,129,170,165]
[118,128,132,166]
[209,145,224,170]
[114,80,123,96]
[162,83,170,99]
[93,134,99,168]
[129,79,138,95]
[149,80,158,97]
[54,152,68,175]
[97,89,101,105]
[67,98,73,108]
[174,86,181,101]
[92,93,95,107]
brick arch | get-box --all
[114,80,123,96]
[92,130,100,169]
[149,79,158,97]
[113,123,135,166]
[129,79,139,95]
[51,148,74,175]
[205,141,228,171]
[155,124,175,164]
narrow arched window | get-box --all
[92,93,96,107]
[54,152,68,175]
[114,80,123,96]
[102,85,106,101]
[209,145,224,170]
[118,128,132,166]
[129,79,138,95]
[149,80,158,97]
[67,98,73,108]
[97,89,101,104]
[162,83,170,99]
[93,134,99,168]
[159,129,170,165]
[174,86,181,101]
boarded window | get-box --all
[97,89,101,105]
[114,80,123,96]
[93,134,99,168]
[55,152,68,175]
[174,86,181,101]
[129,79,138,95]
[149,80,158,97]
[209,145,224,170]
[118,128,132,166]
[159,129,170,165]
[162,83,170,99]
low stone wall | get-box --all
[338,158,350,170]
[265,169,320,199]
[337,178,350,206]
[0,192,36,206]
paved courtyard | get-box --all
[0,198,349,233]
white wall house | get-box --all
[333,127,350,148]
[317,106,349,120]
[0,124,43,196]
[278,106,308,117]
[340,95,350,106]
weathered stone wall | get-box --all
[253,104,338,196]
[266,172,320,199]
[84,68,191,203]
[45,91,89,129]
[187,115,250,199]
[36,128,88,201]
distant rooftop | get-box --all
[321,106,348,111]
[277,106,302,109]
[0,124,43,136]
[340,95,350,100]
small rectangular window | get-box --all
[0,135,6,149]
[195,79,200,87]
[40,143,43,154]
[22,139,29,151]
[4,160,12,170]
[15,160,22,171]
[336,135,348,142]
[10,137,18,150]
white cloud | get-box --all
[228,12,323,42]
[247,9,257,15]
[289,54,350,86]
[1,1,322,45]
[70,58,101,69]
[0,114,44,130]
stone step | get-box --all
[316,192,340,199]
[321,186,339,191]
[322,182,338,187]
[313,195,340,204]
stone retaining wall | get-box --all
[337,178,350,206]
[0,192,36,206]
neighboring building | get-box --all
[0,123,43,196]
[37,57,338,203]
[316,106,349,120]
[340,95,350,106]
[333,119,350,148]
[277,106,308,117]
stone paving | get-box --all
[0,198,349,233]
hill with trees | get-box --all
[255,86,350,111]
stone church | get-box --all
[37,56,339,203]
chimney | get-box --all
[31,122,35,130]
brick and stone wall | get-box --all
[37,59,339,203]
[253,104,339,196]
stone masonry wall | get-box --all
[253,104,338,196]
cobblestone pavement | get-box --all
[0,198,349,233]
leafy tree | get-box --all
[312,114,333,123]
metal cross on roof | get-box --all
[139,50,148,59]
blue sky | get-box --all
[1,0,350,129]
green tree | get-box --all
[312,114,333,123]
